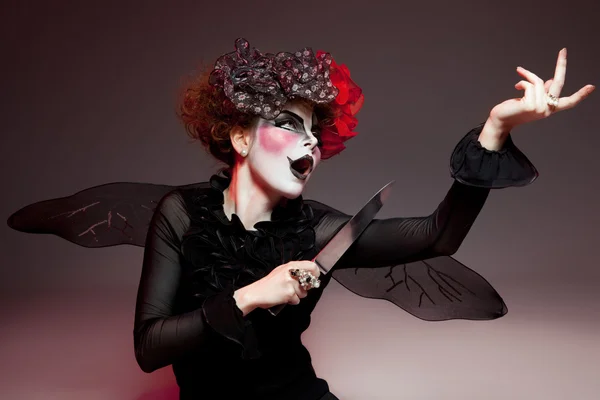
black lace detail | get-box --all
[180,169,316,300]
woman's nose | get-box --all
[305,133,318,150]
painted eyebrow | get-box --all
[279,110,319,130]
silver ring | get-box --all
[547,93,559,110]
[290,268,321,290]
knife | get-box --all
[268,181,394,316]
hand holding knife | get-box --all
[268,181,394,316]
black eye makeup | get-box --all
[273,117,302,132]
[272,111,304,131]
[270,110,323,147]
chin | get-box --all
[274,173,315,199]
[255,169,314,200]
[278,182,306,199]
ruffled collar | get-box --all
[180,169,316,298]
[205,170,309,237]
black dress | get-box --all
[130,124,538,399]
[5,123,537,399]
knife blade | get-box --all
[268,181,394,316]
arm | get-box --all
[313,124,537,270]
[133,191,258,372]
[319,180,490,270]
[133,191,211,372]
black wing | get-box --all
[332,256,507,321]
[7,182,199,248]
[8,181,507,322]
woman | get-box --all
[131,38,594,399]
[7,38,594,399]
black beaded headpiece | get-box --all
[208,38,339,120]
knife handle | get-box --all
[268,303,286,316]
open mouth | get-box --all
[287,155,314,180]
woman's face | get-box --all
[246,102,322,199]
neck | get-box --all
[222,162,281,230]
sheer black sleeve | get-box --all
[315,180,490,270]
[450,123,538,188]
[313,124,538,270]
[133,190,257,372]
[133,191,206,372]
[306,125,537,321]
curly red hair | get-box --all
[177,67,338,166]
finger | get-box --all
[288,277,308,300]
[557,85,596,111]
[517,66,544,85]
[515,80,536,109]
[544,79,554,92]
[304,260,321,277]
[515,80,534,91]
[294,282,309,299]
[288,293,301,305]
[534,74,548,112]
[286,267,310,298]
[290,262,314,278]
[549,48,567,97]
[517,66,547,111]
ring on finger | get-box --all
[290,268,321,290]
[547,93,559,110]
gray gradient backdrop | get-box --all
[2,1,599,399]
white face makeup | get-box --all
[245,102,322,199]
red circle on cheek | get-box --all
[257,126,298,154]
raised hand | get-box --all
[479,48,595,150]
[495,48,594,127]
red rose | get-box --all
[316,51,364,159]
